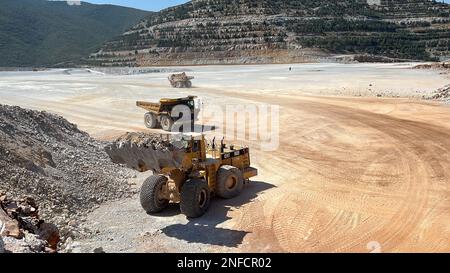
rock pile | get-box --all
[0,104,137,245]
[431,85,450,103]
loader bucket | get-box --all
[105,132,188,173]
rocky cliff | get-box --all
[88,0,450,66]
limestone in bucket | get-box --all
[105,132,188,173]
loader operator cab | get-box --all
[191,139,201,153]
[175,135,204,157]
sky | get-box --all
[83,0,190,11]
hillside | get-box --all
[89,0,450,66]
[0,0,150,67]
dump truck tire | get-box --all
[216,165,244,199]
[185,81,192,88]
[160,115,174,131]
[140,175,169,214]
[144,112,157,129]
[180,179,210,218]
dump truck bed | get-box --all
[169,73,194,82]
[137,96,198,112]
[170,76,194,82]
[136,101,161,112]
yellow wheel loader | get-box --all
[105,133,258,218]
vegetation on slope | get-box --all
[0,0,150,67]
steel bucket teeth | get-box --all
[105,133,186,173]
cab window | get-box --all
[192,140,200,152]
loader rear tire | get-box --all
[160,115,174,131]
[216,166,244,199]
[140,175,169,214]
[180,179,210,218]
[144,112,157,129]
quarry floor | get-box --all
[1,63,449,252]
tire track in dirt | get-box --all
[223,93,450,252]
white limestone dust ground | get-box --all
[1,63,450,253]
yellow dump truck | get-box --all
[136,96,200,132]
[168,72,194,88]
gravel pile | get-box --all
[431,85,450,103]
[0,104,137,242]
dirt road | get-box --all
[1,64,449,252]
[226,94,450,252]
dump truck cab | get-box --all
[136,96,200,132]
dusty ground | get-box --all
[1,63,449,253]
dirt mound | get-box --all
[0,105,136,242]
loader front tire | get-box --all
[216,165,244,199]
[140,175,169,214]
[144,112,158,129]
[180,179,210,218]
